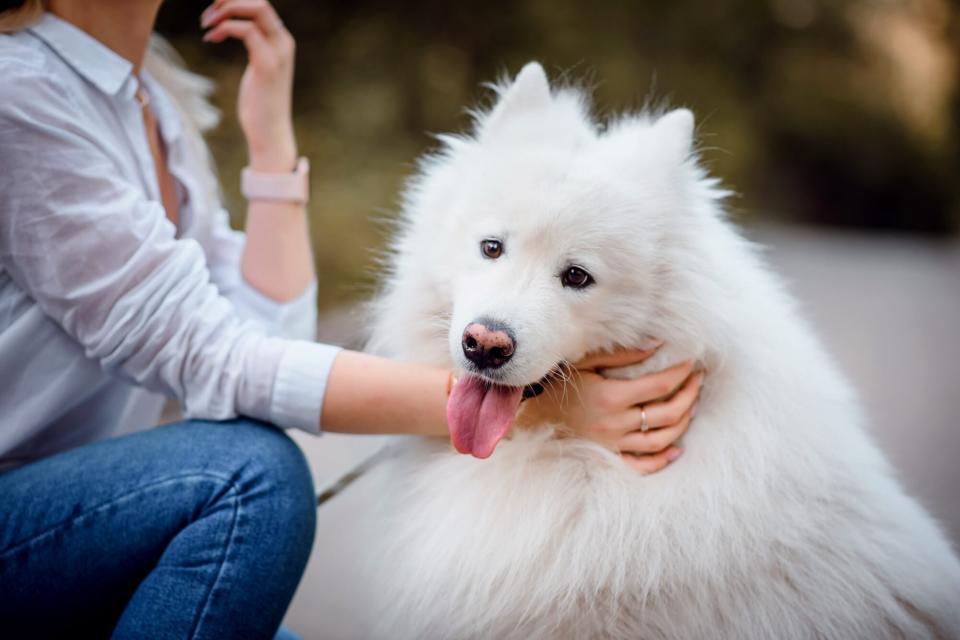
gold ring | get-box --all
[640,405,649,433]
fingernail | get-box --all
[200,9,218,27]
[639,337,664,351]
[667,447,683,463]
[690,400,700,419]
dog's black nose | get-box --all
[462,320,515,370]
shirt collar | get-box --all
[28,12,134,96]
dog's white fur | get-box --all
[363,62,960,639]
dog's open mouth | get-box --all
[447,369,558,459]
[447,376,523,459]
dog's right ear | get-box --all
[650,108,695,163]
[480,62,552,137]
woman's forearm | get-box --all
[240,179,316,303]
[320,350,450,437]
[203,0,313,302]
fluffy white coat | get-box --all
[363,62,960,639]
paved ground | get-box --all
[283,223,960,638]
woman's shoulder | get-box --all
[0,34,76,120]
[0,31,54,76]
[0,33,71,104]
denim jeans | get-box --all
[0,419,317,639]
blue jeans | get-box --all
[0,419,317,639]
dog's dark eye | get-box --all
[561,266,593,289]
[481,239,503,260]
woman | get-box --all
[0,0,702,637]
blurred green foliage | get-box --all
[157,0,959,309]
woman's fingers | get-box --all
[604,360,696,408]
[202,19,269,55]
[611,371,701,454]
[576,342,662,372]
[639,371,702,428]
[202,0,295,74]
[618,406,694,454]
[202,0,284,38]
[621,447,683,475]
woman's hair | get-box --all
[0,0,45,33]
[145,35,224,209]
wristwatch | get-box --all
[241,157,310,205]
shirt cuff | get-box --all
[268,340,342,434]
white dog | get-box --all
[362,62,960,639]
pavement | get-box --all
[283,223,960,638]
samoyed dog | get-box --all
[362,63,960,639]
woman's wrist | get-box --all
[248,131,297,172]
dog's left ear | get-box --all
[481,62,552,137]
[651,108,695,163]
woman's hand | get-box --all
[201,0,297,171]
[522,347,703,474]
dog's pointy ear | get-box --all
[481,62,552,136]
[651,108,695,162]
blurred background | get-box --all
[157,0,959,309]
[155,2,958,636]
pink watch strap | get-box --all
[241,157,310,204]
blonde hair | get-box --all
[144,35,223,209]
[0,0,45,33]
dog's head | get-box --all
[380,63,726,457]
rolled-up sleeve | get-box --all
[193,206,318,341]
[0,66,338,433]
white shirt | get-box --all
[0,14,340,470]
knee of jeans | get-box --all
[188,419,317,537]
[237,421,316,549]
[237,421,314,491]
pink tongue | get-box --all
[446,374,524,459]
